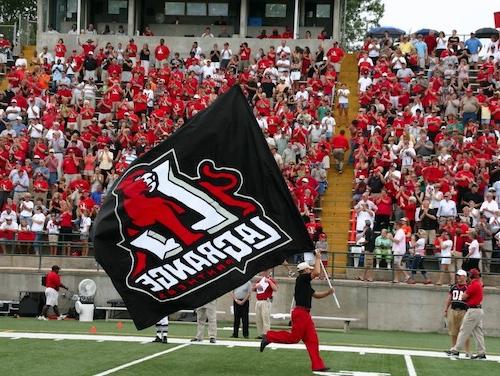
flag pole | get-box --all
[319,258,341,309]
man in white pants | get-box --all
[191,300,217,343]
[153,315,169,343]
[252,270,278,339]
[38,265,68,320]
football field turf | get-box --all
[0,318,499,375]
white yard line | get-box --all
[93,343,190,376]
[1,332,499,363]
[404,355,417,376]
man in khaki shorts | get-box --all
[443,269,470,356]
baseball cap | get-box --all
[297,262,313,272]
[456,269,467,276]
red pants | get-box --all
[266,307,326,371]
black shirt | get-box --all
[461,190,483,207]
[364,227,375,253]
[294,273,314,308]
[420,208,439,230]
[449,284,468,310]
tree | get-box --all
[343,0,385,48]
[0,0,37,23]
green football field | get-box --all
[0,317,499,376]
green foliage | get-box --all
[0,0,37,23]
[344,0,385,48]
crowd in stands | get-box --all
[0,26,345,258]
[352,30,500,283]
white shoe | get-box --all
[57,316,64,321]
[387,265,391,269]
[38,316,48,321]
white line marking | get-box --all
[54,338,64,342]
[313,372,390,376]
[10,337,20,340]
[1,332,499,363]
[404,355,417,376]
[93,343,189,376]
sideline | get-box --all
[404,355,417,376]
[1,332,499,362]
[93,343,190,375]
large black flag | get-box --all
[93,86,313,329]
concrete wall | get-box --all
[36,33,327,58]
[1,269,499,336]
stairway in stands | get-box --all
[321,53,359,276]
[0,45,36,90]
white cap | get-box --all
[456,269,467,276]
[297,262,313,272]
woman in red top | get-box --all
[374,189,393,231]
[54,39,67,63]
[59,201,73,256]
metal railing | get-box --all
[326,250,500,280]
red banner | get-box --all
[495,12,500,28]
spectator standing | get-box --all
[46,213,59,256]
[31,206,46,255]
[464,230,481,271]
[360,222,375,281]
[252,270,278,339]
[230,281,251,339]
[154,39,170,68]
[460,88,480,125]
[407,231,432,284]
[436,232,453,285]
[475,215,493,273]
[191,300,217,343]
[79,208,91,256]
[391,221,410,283]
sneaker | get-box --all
[259,335,269,352]
[209,337,216,344]
[255,336,263,339]
[445,350,459,357]
[152,336,163,343]
[190,338,202,342]
[38,316,48,321]
[162,337,168,344]
[57,316,64,321]
[407,279,416,284]
[471,354,486,360]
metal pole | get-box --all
[293,0,300,39]
[77,0,82,34]
[319,256,341,308]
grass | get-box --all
[0,338,173,375]
[1,317,500,375]
[1,317,500,354]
